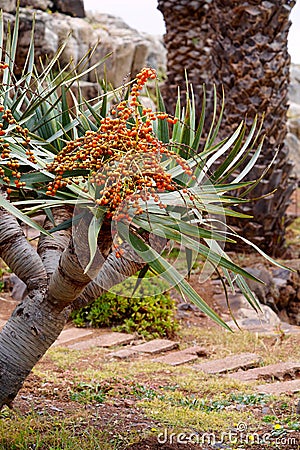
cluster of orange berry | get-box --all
[46,67,194,220]
[0,63,8,70]
[0,107,34,191]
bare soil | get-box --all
[1,190,300,449]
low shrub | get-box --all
[71,277,179,339]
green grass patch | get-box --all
[0,409,121,450]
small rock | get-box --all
[49,406,63,412]
[273,277,287,289]
[124,399,135,407]
[178,302,197,311]
[262,406,271,415]
[9,274,27,302]
[176,311,190,319]
[226,304,281,331]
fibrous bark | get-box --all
[158,0,296,255]
[157,0,214,117]
[210,0,296,254]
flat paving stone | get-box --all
[132,339,179,355]
[68,339,103,351]
[96,332,135,347]
[229,361,300,382]
[152,345,208,366]
[256,379,300,395]
[193,353,261,374]
[68,332,135,349]
[108,348,138,359]
[152,351,196,366]
[53,328,93,347]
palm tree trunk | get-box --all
[157,0,214,117]
[210,0,296,255]
[47,212,113,311]
[72,241,145,310]
[37,207,73,278]
[158,0,296,255]
[0,291,66,407]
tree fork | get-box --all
[0,213,113,409]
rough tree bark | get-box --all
[157,0,214,117]
[0,204,114,408]
[157,0,296,255]
[0,201,163,409]
[209,0,296,254]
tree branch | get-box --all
[48,215,113,311]
[37,206,73,278]
[0,204,47,290]
[71,235,166,310]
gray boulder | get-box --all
[53,0,85,18]
[19,0,53,11]
[0,0,15,12]
[3,8,166,89]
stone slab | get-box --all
[68,332,135,349]
[132,339,179,355]
[152,350,199,366]
[193,353,261,374]
[53,328,93,347]
[182,345,209,356]
[108,348,138,359]
[68,339,103,351]
[95,332,135,347]
[229,361,300,382]
[256,379,300,395]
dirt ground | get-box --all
[1,190,300,449]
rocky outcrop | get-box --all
[212,260,300,328]
[53,0,85,18]
[1,5,166,89]
[0,0,15,13]
[246,262,300,326]
[6,0,85,17]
